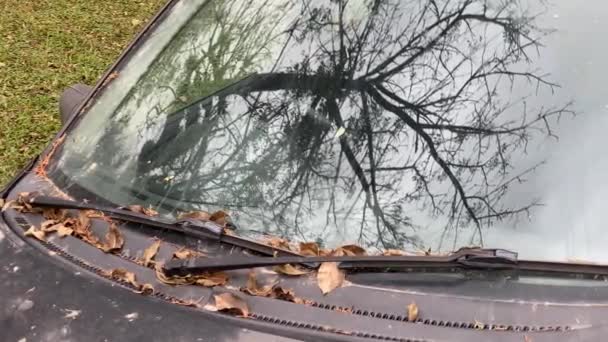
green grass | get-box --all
[0,0,165,185]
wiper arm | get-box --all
[163,248,518,276]
[25,195,301,258]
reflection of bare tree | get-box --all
[92,0,572,250]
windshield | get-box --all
[48,0,604,262]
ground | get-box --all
[0,0,165,185]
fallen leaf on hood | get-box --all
[135,283,155,295]
[102,268,139,288]
[41,221,70,235]
[382,249,411,256]
[42,208,68,221]
[100,224,124,253]
[1,200,17,212]
[107,71,119,81]
[170,297,201,307]
[173,247,205,259]
[25,226,46,241]
[241,271,276,297]
[40,219,59,232]
[73,212,101,247]
[407,302,419,321]
[317,262,344,295]
[86,210,106,219]
[214,293,249,317]
[16,192,33,212]
[56,225,73,237]
[274,264,312,276]
[155,265,192,285]
[265,237,292,250]
[193,272,229,287]
[474,320,485,330]
[77,211,91,230]
[155,265,228,287]
[141,239,161,267]
[209,210,229,226]
[178,211,211,221]
[299,242,320,256]
[126,205,159,217]
[333,244,367,256]
[269,286,305,303]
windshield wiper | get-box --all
[25,195,301,258]
[163,248,518,276]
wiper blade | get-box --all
[26,195,300,258]
[163,248,518,276]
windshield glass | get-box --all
[48,0,604,262]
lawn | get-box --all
[0,0,165,185]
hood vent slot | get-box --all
[248,312,429,342]
[307,301,570,333]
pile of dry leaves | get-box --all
[6,193,421,320]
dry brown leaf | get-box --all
[269,286,301,303]
[273,264,312,276]
[86,211,106,219]
[407,302,419,321]
[382,249,411,256]
[16,192,33,211]
[103,268,139,288]
[135,283,155,295]
[474,320,485,330]
[170,297,201,307]
[239,272,308,304]
[317,262,344,295]
[154,265,227,287]
[25,226,46,241]
[155,265,192,285]
[193,272,229,287]
[82,234,101,247]
[214,293,249,317]
[299,242,320,256]
[173,247,205,259]
[56,225,73,237]
[242,271,275,297]
[72,212,101,247]
[178,211,211,221]
[1,200,17,212]
[339,244,367,256]
[127,205,158,217]
[100,224,124,253]
[141,239,161,267]
[76,211,91,232]
[42,208,68,221]
[209,210,229,226]
[40,220,59,232]
[107,71,119,81]
[333,244,367,256]
[265,237,292,250]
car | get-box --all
[2,0,608,341]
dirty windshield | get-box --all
[50,0,604,262]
